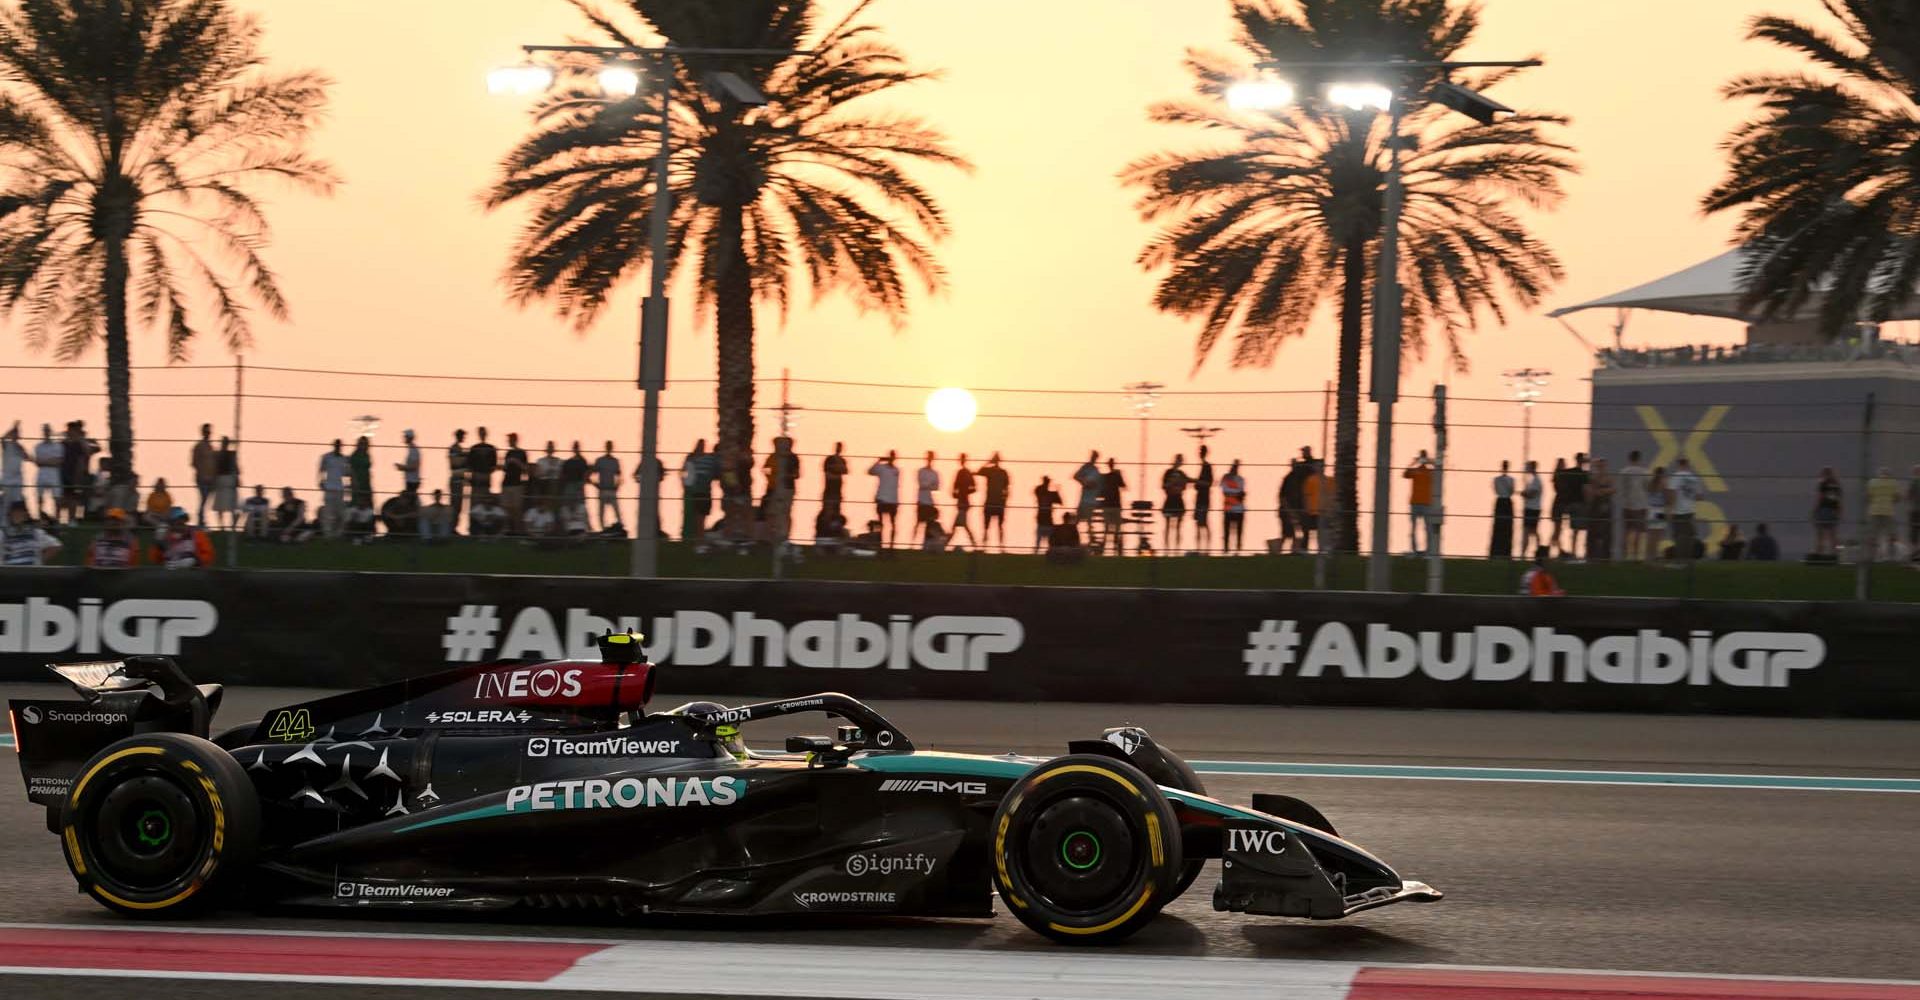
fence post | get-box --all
[228,356,243,568]
[1427,385,1446,594]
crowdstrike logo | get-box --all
[1243,621,1825,688]
[793,890,896,908]
[443,606,1023,672]
[0,598,216,656]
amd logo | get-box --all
[878,779,986,795]
[1228,828,1288,854]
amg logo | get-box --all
[1227,828,1288,854]
[878,779,986,795]
[793,890,896,908]
[336,882,456,899]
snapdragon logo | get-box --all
[505,775,744,812]
[1245,621,1825,688]
[21,706,130,725]
[0,598,216,656]
[448,606,1022,673]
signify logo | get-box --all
[1243,621,1825,688]
[845,851,937,877]
[443,606,1023,673]
[0,598,216,655]
[505,776,744,812]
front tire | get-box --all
[992,754,1182,944]
[61,733,260,917]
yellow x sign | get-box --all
[1636,405,1730,492]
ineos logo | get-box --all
[1228,829,1287,854]
[475,667,582,700]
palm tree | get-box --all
[1704,3,1920,334]
[486,0,966,475]
[1124,0,1573,550]
[0,0,335,487]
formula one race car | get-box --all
[9,635,1439,943]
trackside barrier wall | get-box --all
[0,568,1914,718]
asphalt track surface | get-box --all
[3,683,1919,998]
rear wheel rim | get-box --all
[88,771,205,893]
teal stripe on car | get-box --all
[851,751,1264,821]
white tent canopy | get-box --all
[1548,246,1920,323]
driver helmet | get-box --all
[675,701,747,761]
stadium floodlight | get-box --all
[598,63,642,98]
[1431,80,1512,125]
[486,62,554,95]
[1226,79,1296,110]
[706,71,769,106]
[1326,82,1394,112]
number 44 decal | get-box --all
[266,709,316,742]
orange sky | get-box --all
[5,0,1851,555]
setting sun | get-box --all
[924,387,978,433]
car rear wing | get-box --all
[10,657,222,818]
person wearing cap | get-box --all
[395,430,421,493]
[152,507,215,569]
[86,508,142,568]
[2,500,60,566]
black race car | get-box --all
[9,634,1439,943]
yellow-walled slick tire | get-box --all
[991,754,1182,945]
[61,733,260,917]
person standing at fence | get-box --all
[1867,466,1899,561]
[1,422,25,514]
[395,429,421,497]
[211,436,239,532]
[1403,452,1435,556]
[1192,445,1214,553]
[1073,451,1103,550]
[980,453,1010,551]
[1220,459,1246,553]
[679,439,716,539]
[1033,475,1060,552]
[1669,457,1703,561]
[822,442,848,520]
[914,452,940,547]
[594,441,622,532]
[1100,458,1127,554]
[501,433,528,533]
[29,424,61,521]
[764,436,799,542]
[190,423,217,524]
[867,449,900,547]
[59,422,97,524]
[1586,457,1616,561]
[447,430,469,533]
[1490,460,1514,559]
[349,437,374,512]
[1547,457,1571,556]
[1301,458,1325,553]
[467,427,497,505]
[1644,466,1670,559]
[1521,459,1543,552]
[1160,454,1189,552]
[559,443,588,527]
[949,454,978,549]
[1618,450,1649,560]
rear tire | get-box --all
[991,754,1182,945]
[61,733,260,917]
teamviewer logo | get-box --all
[527,738,550,757]
[335,882,355,898]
